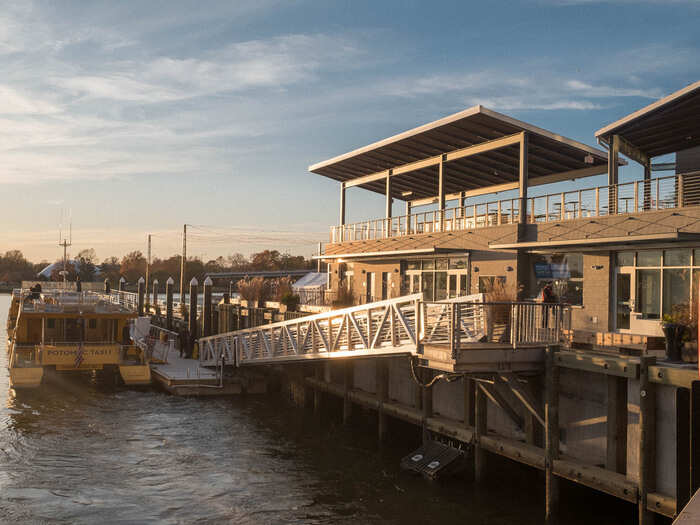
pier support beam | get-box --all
[314,364,323,414]
[606,376,628,473]
[638,356,656,525]
[377,359,389,442]
[203,277,213,337]
[474,381,487,482]
[422,369,433,444]
[343,361,353,424]
[545,346,560,524]
[166,277,174,330]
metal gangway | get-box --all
[197,293,564,368]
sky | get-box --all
[0,0,699,263]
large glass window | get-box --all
[402,256,469,301]
[616,248,699,321]
[531,253,583,305]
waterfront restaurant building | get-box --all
[312,81,700,339]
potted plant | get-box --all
[661,301,695,362]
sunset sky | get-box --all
[1,0,698,262]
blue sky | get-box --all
[1,0,698,262]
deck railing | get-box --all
[422,301,564,358]
[330,172,700,243]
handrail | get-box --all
[199,293,424,366]
[330,173,698,243]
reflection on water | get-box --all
[0,294,630,524]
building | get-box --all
[313,80,700,339]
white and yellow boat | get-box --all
[6,286,151,389]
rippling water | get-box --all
[0,294,631,524]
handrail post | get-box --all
[578,190,582,218]
[497,200,502,225]
[656,178,660,210]
[634,181,639,212]
[560,193,565,221]
[678,173,685,208]
[595,187,600,216]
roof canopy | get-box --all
[310,106,609,202]
[595,80,700,158]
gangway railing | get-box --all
[198,294,423,367]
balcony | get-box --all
[329,172,700,244]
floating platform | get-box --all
[149,353,267,396]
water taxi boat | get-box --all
[6,286,151,389]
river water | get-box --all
[0,294,631,524]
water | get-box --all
[0,294,633,524]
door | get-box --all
[366,272,375,303]
[615,268,664,336]
[448,273,469,298]
[381,272,388,300]
[615,270,632,331]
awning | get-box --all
[310,105,609,201]
[595,80,700,158]
[292,272,327,290]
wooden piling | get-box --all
[638,356,656,525]
[188,277,198,339]
[152,279,159,314]
[137,277,145,316]
[104,278,111,294]
[313,364,323,414]
[203,276,212,337]
[165,277,174,330]
[545,345,560,524]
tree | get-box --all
[76,248,97,282]
[50,260,77,281]
[99,256,121,285]
[0,250,35,282]
[120,251,147,283]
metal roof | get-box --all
[595,80,700,158]
[309,106,609,201]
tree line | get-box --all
[0,249,313,287]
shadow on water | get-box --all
[0,294,643,524]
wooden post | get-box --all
[118,276,125,292]
[343,361,353,424]
[519,132,529,225]
[474,382,487,482]
[638,356,656,525]
[606,376,628,473]
[643,162,652,210]
[152,279,159,315]
[377,359,389,441]
[137,277,145,316]
[203,276,212,337]
[180,224,187,308]
[188,277,198,339]
[545,345,560,524]
[223,292,230,304]
[145,233,151,305]
[464,376,475,427]
[165,277,174,330]
[438,159,445,231]
[104,278,111,294]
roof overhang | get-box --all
[489,232,700,250]
[310,106,609,201]
[595,80,700,158]
[315,248,438,260]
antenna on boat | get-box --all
[58,208,73,285]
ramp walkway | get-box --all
[197,294,564,372]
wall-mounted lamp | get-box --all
[506,266,514,272]
[394,268,399,273]
[591,265,604,270]
[361,269,366,274]
[473,267,479,273]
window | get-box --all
[531,253,583,305]
[616,248,698,320]
[47,319,56,329]
[88,319,97,329]
[402,257,468,300]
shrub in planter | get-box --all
[280,292,300,312]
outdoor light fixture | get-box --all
[591,265,604,270]
[506,266,514,272]
[473,267,479,273]
[584,154,594,164]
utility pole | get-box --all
[145,234,151,305]
[58,210,72,285]
[180,224,187,307]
